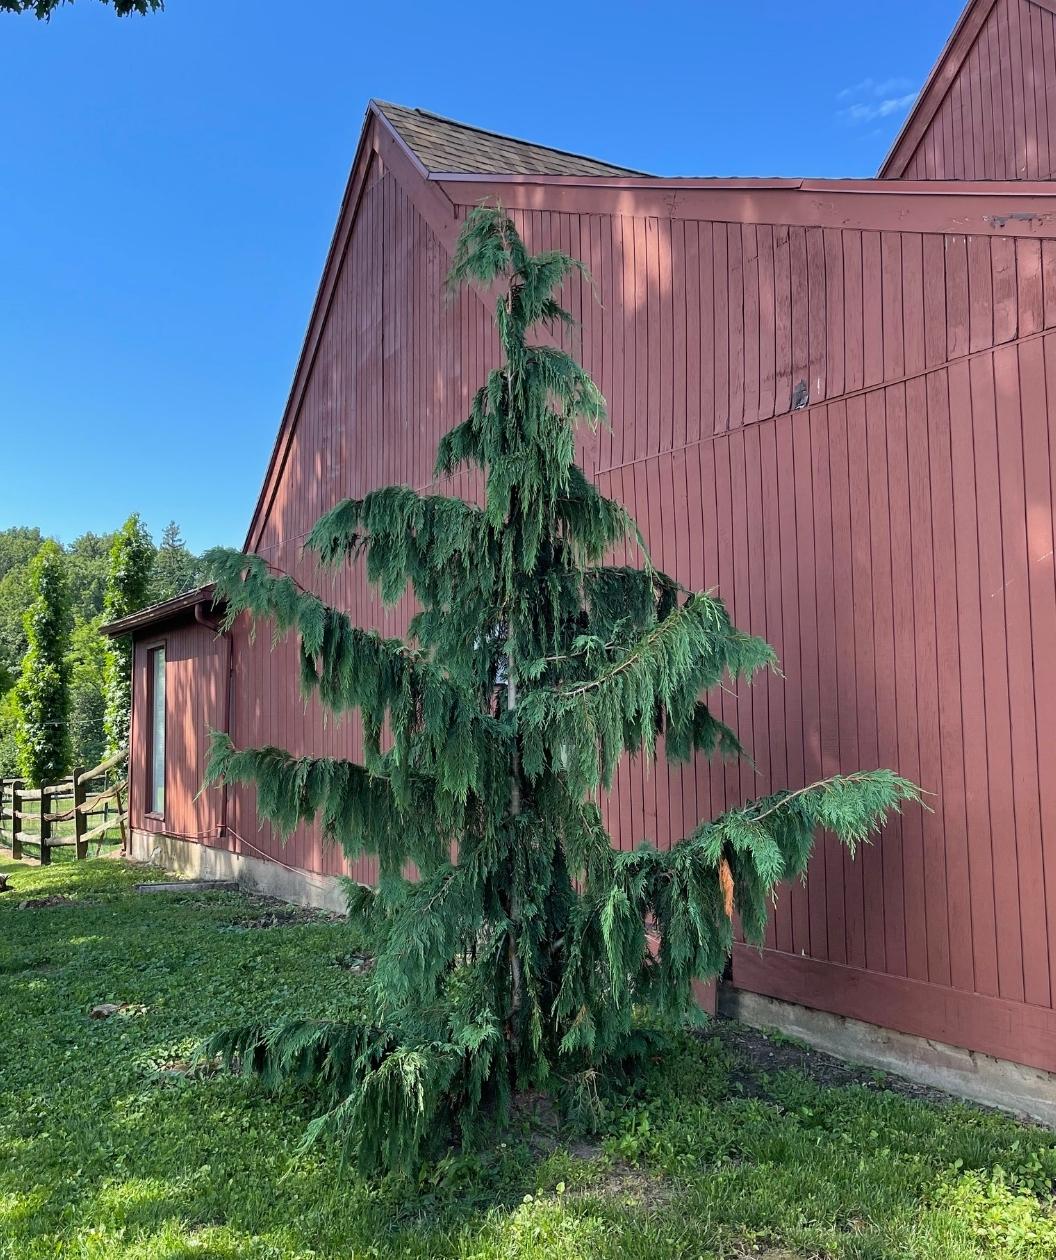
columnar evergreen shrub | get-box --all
[16,539,72,785]
[204,207,920,1174]
[103,513,155,756]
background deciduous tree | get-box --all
[69,616,109,772]
[66,531,115,623]
[0,527,45,695]
[0,518,202,776]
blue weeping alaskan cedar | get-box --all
[201,206,920,1175]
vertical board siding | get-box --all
[131,623,226,843]
[148,151,1056,1067]
[228,158,498,882]
[893,0,1056,180]
[495,195,1039,1047]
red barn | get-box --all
[105,0,1056,1117]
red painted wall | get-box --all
[130,619,227,847]
[131,121,1056,1071]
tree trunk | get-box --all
[506,671,523,1032]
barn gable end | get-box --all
[113,16,1056,1098]
[214,144,1056,1077]
[881,0,1056,179]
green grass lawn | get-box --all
[2,856,1056,1259]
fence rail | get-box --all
[0,750,128,864]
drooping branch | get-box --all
[517,592,776,792]
[205,548,510,802]
[204,733,454,878]
[3,0,162,16]
[306,489,495,606]
[555,769,923,1046]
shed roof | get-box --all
[100,585,219,638]
[373,101,647,178]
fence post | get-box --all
[116,779,128,853]
[71,768,87,861]
[39,783,51,866]
[0,780,6,850]
[11,780,23,861]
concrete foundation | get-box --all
[127,828,348,915]
[721,985,1056,1128]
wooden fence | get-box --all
[0,749,128,864]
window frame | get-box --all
[145,639,167,820]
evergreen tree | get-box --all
[103,514,155,756]
[15,540,72,785]
[151,520,201,603]
[66,530,117,622]
[204,207,920,1175]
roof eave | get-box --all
[241,102,386,554]
[100,584,220,638]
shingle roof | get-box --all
[374,101,648,178]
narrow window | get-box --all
[148,645,166,815]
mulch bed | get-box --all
[700,1018,954,1108]
[218,894,344,932]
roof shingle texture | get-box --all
[375,101,646,178]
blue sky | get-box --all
[1,0,962,553]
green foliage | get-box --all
[15,539,72,785]
[0,519,201,770]
[103,513,155,757]
[0,526,45,691]
[0,0,161,15]
[205,205,921,1175]
[0,526,44,583]
[69,614,109,772]
[65,530,116,622]
[152,519,203,604]
[0,687,19,778]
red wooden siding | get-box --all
[130,620,227,844]
[211,151,1056,1070]
[129,95,1056,1072]
[882,0,1056,180]
[226,151,502,886]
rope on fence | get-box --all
[1,749,129,864]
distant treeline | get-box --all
[0,520,205,778]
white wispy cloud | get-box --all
[842,92,918,122]
[837,76,913,101]
[837,76,917,125]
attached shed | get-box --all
[104,587,229,852]
[110,6,1056,1105]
